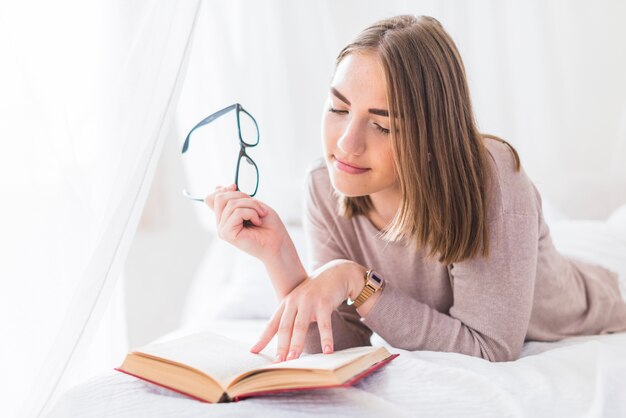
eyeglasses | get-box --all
[181,103,260,201]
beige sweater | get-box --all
[302,138,626,362]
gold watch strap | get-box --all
[353,269,385,308]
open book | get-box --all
[116,331,398,403]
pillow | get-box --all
[208,225,309,320]
[541,195,569,225]
[548,204,626,299]
[181,225,309,325]
[180,238,241,328]
[607,203,626,230]
[208,253,276,320]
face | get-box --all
[322,52,398,198]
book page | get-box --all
[256,346,382,371]
[136,331,274,389]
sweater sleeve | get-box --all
[301,168,373,354]
[361,211,538,362]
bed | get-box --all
[47,319,626,417]
[47,204,626,417]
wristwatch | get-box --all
[347,269,385,308]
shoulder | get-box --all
[482,136,540,219]
[305,157,330,184]
[303,157,340,218]
[304,157,332,196]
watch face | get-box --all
[370,271,383,287]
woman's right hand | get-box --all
[205,183,309,299]
[204,184,289,263]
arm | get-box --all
[205,182,374,357]
[204,183,309,300]
[262,237,308,300]
[301,170,374,354]
[361,212,539,362]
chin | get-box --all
[327,171,371,197]
[324,155,378,196]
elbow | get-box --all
[470,329,523,362]
[483,348,519,363]
[480,340,523,362]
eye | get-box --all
[328,107,348,115]
[374,123,390,135]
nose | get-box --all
[337,119,366,156]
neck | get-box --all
[367,186,401,231]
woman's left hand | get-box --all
[249,259,366,362]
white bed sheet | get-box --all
[47,319,626,418]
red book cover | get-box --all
[115,353,399,403]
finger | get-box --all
[316,311,334,354]
[219,208,262,239]
[214,191,266,224]
[204,190,218,210]
[204,185,230,210]
[285,305,312,361]
[214,190,237,224]
[221,198,267,226]
[250,302,285,354]
[224,192,269,216]
[274,301,298,363]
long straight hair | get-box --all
[336,15,521,264]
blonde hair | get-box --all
[335,15,521,264]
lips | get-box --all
[333,155,370,174]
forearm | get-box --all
[342,261,522,361]
[360,280,526,362]
[263,238,308,300]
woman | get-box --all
[205,15,626,363]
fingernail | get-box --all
[274,354,282,363]
[287,350,297,360]
[323,345,332,354]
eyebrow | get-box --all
[330,87,389,117]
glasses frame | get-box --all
[181,103,260,201]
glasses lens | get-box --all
[238,110,259,146]
[237,154,259,196]
[182,112,240,199]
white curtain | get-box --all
[0,1,200,417]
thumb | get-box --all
[204,189,218,210]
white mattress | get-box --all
[47,319,626,418]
